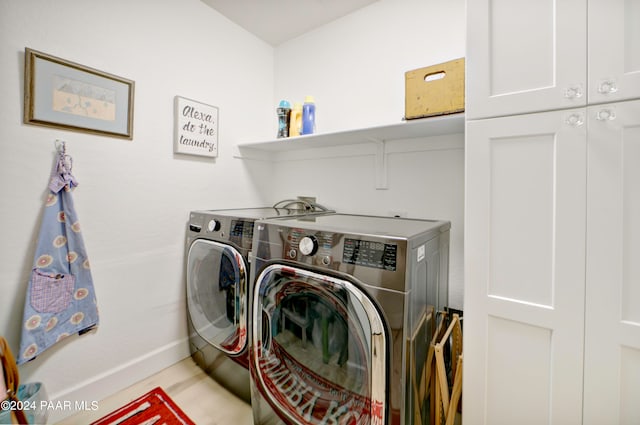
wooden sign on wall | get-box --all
[174,96,218,157]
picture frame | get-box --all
[174,96,219,158]
[24,48,135,139]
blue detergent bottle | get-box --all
[301,96,316,135]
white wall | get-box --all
[274,0,466,133]
[0,0,466,421]
[271,0,467,308]
[0,0,273,421]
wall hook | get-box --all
[54,139,67,155]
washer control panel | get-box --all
[285,229,334,265]
[343,238,397,271]
[283,228,397,271]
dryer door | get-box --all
[252,264,387,425]
[187,239,247,355]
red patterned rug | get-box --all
[90,387,195,425]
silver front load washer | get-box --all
[249,214,450,424]
[186,203,332,403]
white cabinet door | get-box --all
[466,0,587,120]
[464,110,587,424]
[588,0,640,104]
[584,99,640,425]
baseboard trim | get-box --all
[48,338,190,423]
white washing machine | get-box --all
[186,202,332,403]
[249,214,450,424]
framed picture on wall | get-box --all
[24,48,135,139]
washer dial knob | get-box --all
[207,219,221,232]
[299,235,318,256]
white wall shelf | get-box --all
[236,112,464,151]
[235,113,464,190]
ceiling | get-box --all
[201,0,380,46]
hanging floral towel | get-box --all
[18,147,98,364]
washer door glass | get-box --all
[252,264,387,425]
[187,239,247,355]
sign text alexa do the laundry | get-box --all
[174,96,219,157]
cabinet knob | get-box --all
[564,85,583,99]
[598,79,618,94]
[596,108,616,121]
[565,113,584,127]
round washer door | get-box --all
[252,264,387,425]
[187,239,247,355]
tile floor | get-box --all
[55,357,253,425]
[55,357,462,425]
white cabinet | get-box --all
[465,110,587,425]
[466,0,640,120]
[583,99,640,425]
[466,0,640,422]
[588,0,640,105]
[466,0,587,119]
[465,100,640,424]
